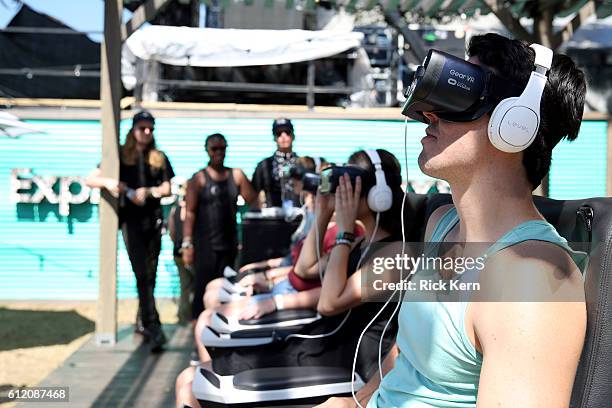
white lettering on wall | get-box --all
[10,169,449,215]
[10,169,99,216]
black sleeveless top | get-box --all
[194,168,239,251]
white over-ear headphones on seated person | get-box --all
[365,149,392,213]
[488,43,554,153]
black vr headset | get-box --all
[319,165,373,195]
[402,49,523,123]
[302,172,321,193]
[402,45,554,153]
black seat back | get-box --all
[415,192,612,407]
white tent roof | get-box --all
[124,25,364,67]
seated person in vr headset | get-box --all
[175,149,407,408]
[317,33,587,408]
[201,156,330,309]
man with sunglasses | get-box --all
[182,133,257,321]
[251,118,300,208]
[87,110,174,352]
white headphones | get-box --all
[488,43,554,153]
[365,149,393,213]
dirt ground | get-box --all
[0,299,181,407]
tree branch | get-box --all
[122,0,172,41]
[481,0,535,42]
[383,8,427,62]
[552,0,597,49]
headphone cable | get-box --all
[351,118,410,407]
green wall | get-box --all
[0,117,607,300]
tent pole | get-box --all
[96,0,122,347]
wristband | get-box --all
[336,231,355,242]
[273,294,284,311]
[181,241,194,249]
[334,238,353,248]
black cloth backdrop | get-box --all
[0,4,100,99]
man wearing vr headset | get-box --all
[318,33,587,408]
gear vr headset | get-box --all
[402,44,553,153]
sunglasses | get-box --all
[135,125,154,132]
[274,130,293,138]
[209,145,227,152]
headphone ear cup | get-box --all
[488,97,519,153]
[368,184,393,213]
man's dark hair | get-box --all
[205,133,227,149]
[468,33,586,189]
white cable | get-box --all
[287,213,378,341]
[350,212,382,407]
[377,117,411,378]
[351,118,411,408]
[285,309,352,340]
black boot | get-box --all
[149,325,167,353]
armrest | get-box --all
[231,325,306,339]
[228,267,270,284]
[233,366,355,391]
[238,309,317,326]
[211,309,319,334]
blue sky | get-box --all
[0,0,132,42]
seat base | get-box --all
[198,394,352,408]
[193,365,364,405]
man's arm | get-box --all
[233,168,258,206]
[474,243,586,407]
[251,161,267,208]
[148,180,171,198]
[168,206,176,242]
[182,173,201,266]
[85,167,125,195]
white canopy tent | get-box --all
[120,25,374,106]
[124,25,364,67]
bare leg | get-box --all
[205,277,224,292]
[203,278,226,309]
[195,309,214,363]
[194,298,253,363]
[175,366,201,408]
